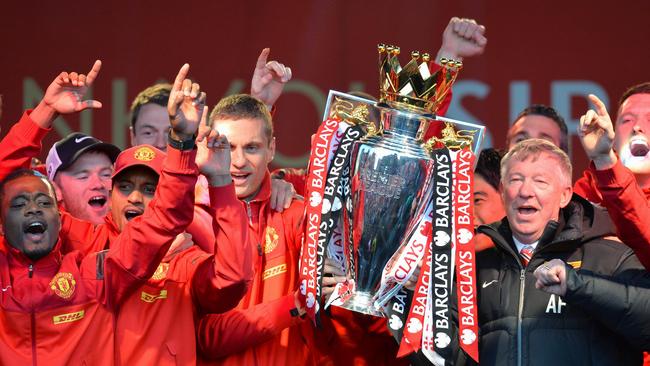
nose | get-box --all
[127,189,144,205]
[231,147,246,169]
[155,133,167,152]
[633,124,645,134]
[24,200,42,216]
[88,173,106,190]
[517,179,534,198]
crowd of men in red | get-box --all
[0,15,649,366]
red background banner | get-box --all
[1,0,649,176]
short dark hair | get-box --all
[475,148,504,191]
[0,169,57,203]
[130,83,172,130]
[209,94,273,142]
[508,104,569,154]
[619,82,650,110]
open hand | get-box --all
[578,94,617,169]
[32,60,103,127]
[270,178,296,212]
[321,258,347,302]
[197,121,232,187]
[251,48,291,108]
[168,64,206,141]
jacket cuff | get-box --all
[590,158,633,188]
[164,145,198,175]
[208,183,239,210]
[22,110,51,141]
[563,266,585,302]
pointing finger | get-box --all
[85,60,102,86]
[256,48,270,69]
[172,63,190,93]
[588,94,609,117]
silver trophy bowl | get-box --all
[338,104,435,316]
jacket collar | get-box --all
[244,171,272,205]
[2,236,63,272]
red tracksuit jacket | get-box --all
[0,143,198,365]
[574,159,650,270]
[198,172,312,366]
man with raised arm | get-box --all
[0,61,204,365]
[574,89,650,269]
[197,94,311,366]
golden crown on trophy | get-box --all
[378,43,461,114]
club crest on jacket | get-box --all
[49,272,76,299]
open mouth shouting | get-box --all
[629,137,649,157]
[123,207,144,222]
[23,220,48,243]
[88,195,108,211]
[516,204,539,218]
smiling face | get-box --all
[212,117,275,200]
[53,151,113,225]
[614,93,650,176]
[501,151,572,244]
[1,175,61,260]
[109,166,159,232]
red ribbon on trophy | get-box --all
[453,148,479,362]
[300,118,342,321]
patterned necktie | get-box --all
[520,245,534,266]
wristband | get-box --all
[168,132,196,151]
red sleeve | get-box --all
[59,212,111,255]
[186,205,216,253]
[591,159,650,270]
[271,168,307,197]
[197,294,302,359]
[0,110,50,180]
[95,146,198,309]
[573,169,603,203]
[191,183,253,314]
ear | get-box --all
[268,137,276,163]
[559,186,572,208]
[499,181,505,201]
[52,179,64,205]
[129,126,136,147]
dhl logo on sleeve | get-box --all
[53,310,85,325]
[262,263,287,281]
[140,290,168,303]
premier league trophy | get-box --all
[329,45,482,317]
[299,44,484,321]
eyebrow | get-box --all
[138,123,169,130]
[12,192,51,201]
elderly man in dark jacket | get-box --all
[463,139,649,366]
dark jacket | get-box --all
[465,195,648,366]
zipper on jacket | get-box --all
[517,269,525,366]
[29,262,36,366]
[245,201,253,226]
[31,311,37,366]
